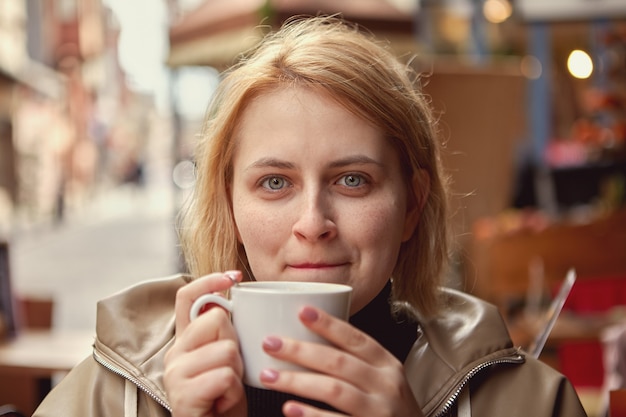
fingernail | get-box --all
[262,336,282,351]
[224,271,239,284]
[284,403,304,417]
[300,306,319,322]
[260,368,279,383]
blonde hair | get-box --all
[178,16,450,317]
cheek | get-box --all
[354,203,406,275]
[347,204,406,311]
[233,201,285,251]
[354,202,406,249]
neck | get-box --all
[349,281,417,362]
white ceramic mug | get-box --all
[189,281,352,388]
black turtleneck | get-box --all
[245,281,418,416]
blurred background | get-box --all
[0,0,625,415]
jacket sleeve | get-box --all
[32,355,170,417]
[468,357,588,417]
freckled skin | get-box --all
[231,86,418,314]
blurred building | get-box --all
[167,0,416,70]
[0,0,63,232]
[0,0,157,235]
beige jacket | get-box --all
[33,274,587,417]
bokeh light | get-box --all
[567,49,593,79]
[521,55,543,80]
[172,160,196,189]
[483,0,513,24]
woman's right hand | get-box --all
[164,271,247,417]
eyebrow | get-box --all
[247,158,296,171]
[328,155,384,169]
[246,155,384,171]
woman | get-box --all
[34,16,587,417]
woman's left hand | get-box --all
[258,306,425,417]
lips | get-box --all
[289,262,347,269]
[284,262,350,283]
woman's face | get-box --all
[230,86,421,313]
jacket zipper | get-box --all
[93,349,172,412]
[433,351,525,417]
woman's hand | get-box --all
[164,271,247,417]
[259,306,424,417]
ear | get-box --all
[401,169,430,242]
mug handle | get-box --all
[189,294,233,321]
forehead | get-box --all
[237,83,373,128]
[232,86,389,156]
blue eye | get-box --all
[338,174,363,187]
[262,176,286,190]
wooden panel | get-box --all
[0,241,17,339]
[467,208,626,310]
[419,59,527,247]
[0,377,43,417]
[610,390,626,417]
[15,297,53,330]
[0,330,93,415]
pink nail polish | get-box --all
[224,271,239,283]
[285,403,304,417]
[300,306,319,322]
[262,336,282,351]
[260,369,279,382]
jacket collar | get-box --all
[93,274,190,408]
[405,288,522,416]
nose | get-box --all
[292,191,337,242]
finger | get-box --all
[173,271,242,334]
[283,401,346,417]
[205,366,246,415]
[262,334,412,411]
[263,368,415,417]
[260,368,367,415]
[165,338,243,382]
[262,335,373,386]
[167,365,244,416]
[167,307,238,360]
[299,306,394,366]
